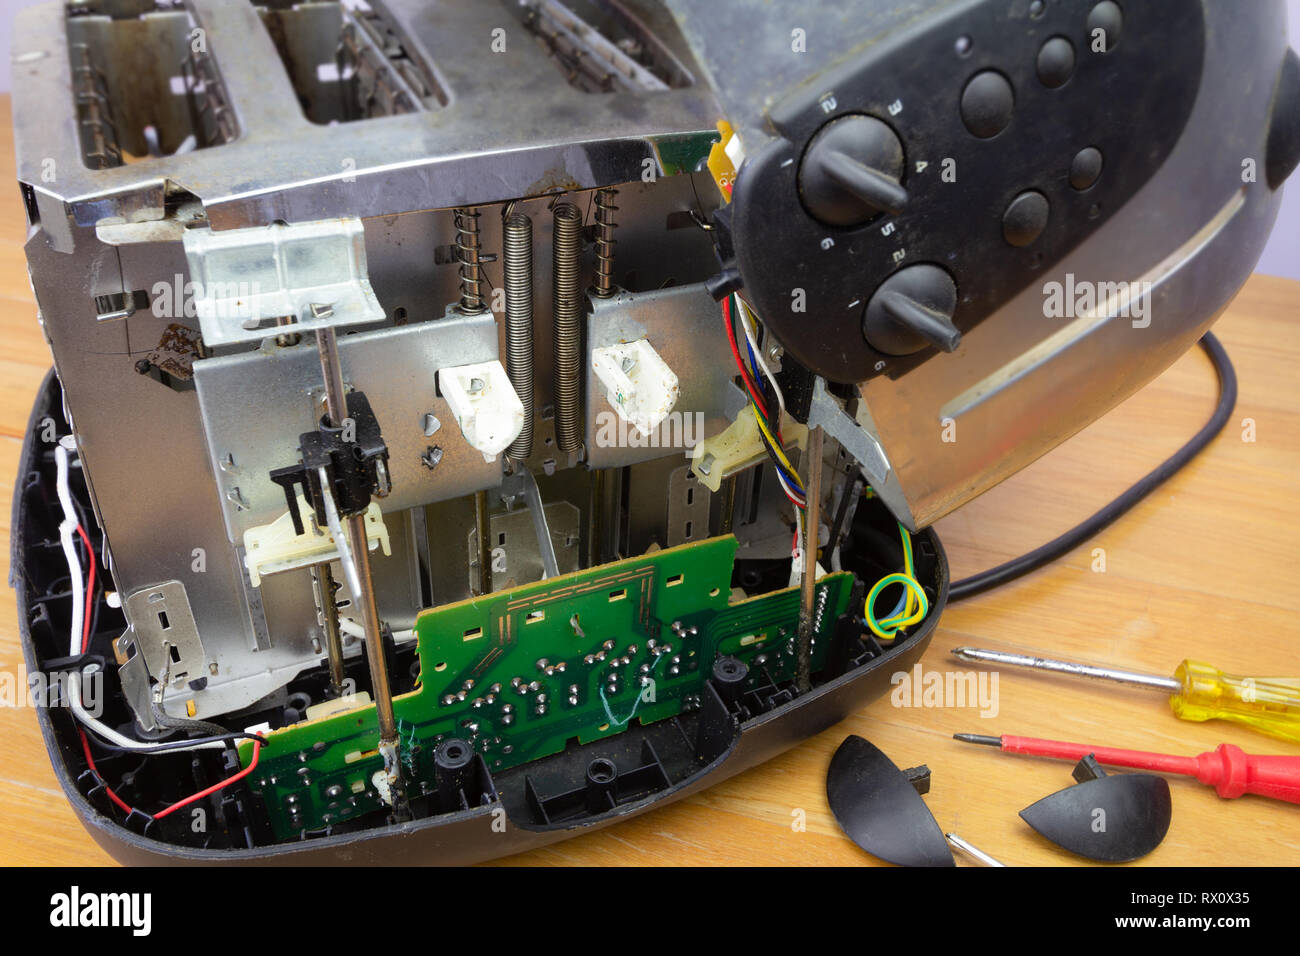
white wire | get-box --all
[337,617,415,644]
[54,443,85,656]
[69,671,227,753]
[735,295,805,508]
[773,466,805,506]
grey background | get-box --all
[1,0,1296,276]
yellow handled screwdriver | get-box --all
[951,647,1300,744]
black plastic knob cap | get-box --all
[862,264,960,356]
[798,114,907,227]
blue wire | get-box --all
[735,298,805,501]
[599,653,664,727]
[863,591,908,632]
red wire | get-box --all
[75,525,96,654]
[722,295,770,416]
[78,733,261,821]
[152,741,261,820]
[721,297,806,509]
[78,729,134,815]
[68,519,258,820]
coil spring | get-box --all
[552,202,584,454]
[593,188,618,297]
[504,212,534,462]
[454,207,487,313]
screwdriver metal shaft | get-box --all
[951,646,1300,744]
[951,646,1178,691]
[945,832,1007,867]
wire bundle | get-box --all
[864,522,929,640]
[721,294,806,509]
[55,438,263,822]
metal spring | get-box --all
[552,201,584,454]
[593,188,618,297]
[454,207,487,313]
[503,212,534,462]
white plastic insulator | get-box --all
[590,338,680,437]
[724,130,747,172]
[438,360,526,462]
[242,497,390,588]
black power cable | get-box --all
[949,332,1237,601]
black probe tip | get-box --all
[953,733,1003,747]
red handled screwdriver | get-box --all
[954,733,1300,805]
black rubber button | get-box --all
[1087,1,1123,54]
[960,71,1015,139]
[1037,37,1076,88]
[1002,191,1050,247]
[1069,147,1104,189]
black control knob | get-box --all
[798,114,907,227]
[862,264,960,356]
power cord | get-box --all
[949,332,1237,601]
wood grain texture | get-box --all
[0,94,1295,867]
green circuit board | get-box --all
[240,535,854,838]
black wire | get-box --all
[949,332,1237,600]
[723,302,804,499]
[152,680,237,739]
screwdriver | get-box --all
[954,733,1300,805]
[945,832,1007,867]
[951,646,1300,744]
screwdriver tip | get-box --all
[953,733,1002,747]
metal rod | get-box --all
[588,467,606,567]
[945,833,1007,867]
[346,509,409,818]
[796,425,824,692]
[314,326,406,815]
[474,489,492,596]
[950,646,1180,693]
[345,513,396,733]
[315,324,348,426]
[275,314,301,348]
[310,563,346,694]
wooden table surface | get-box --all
[0,95,1295,867]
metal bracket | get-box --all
[111,632,160,735]
[123,581,207,691]
[181,217,385,348]
[807,378,917,530]
[497,467,567,581]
